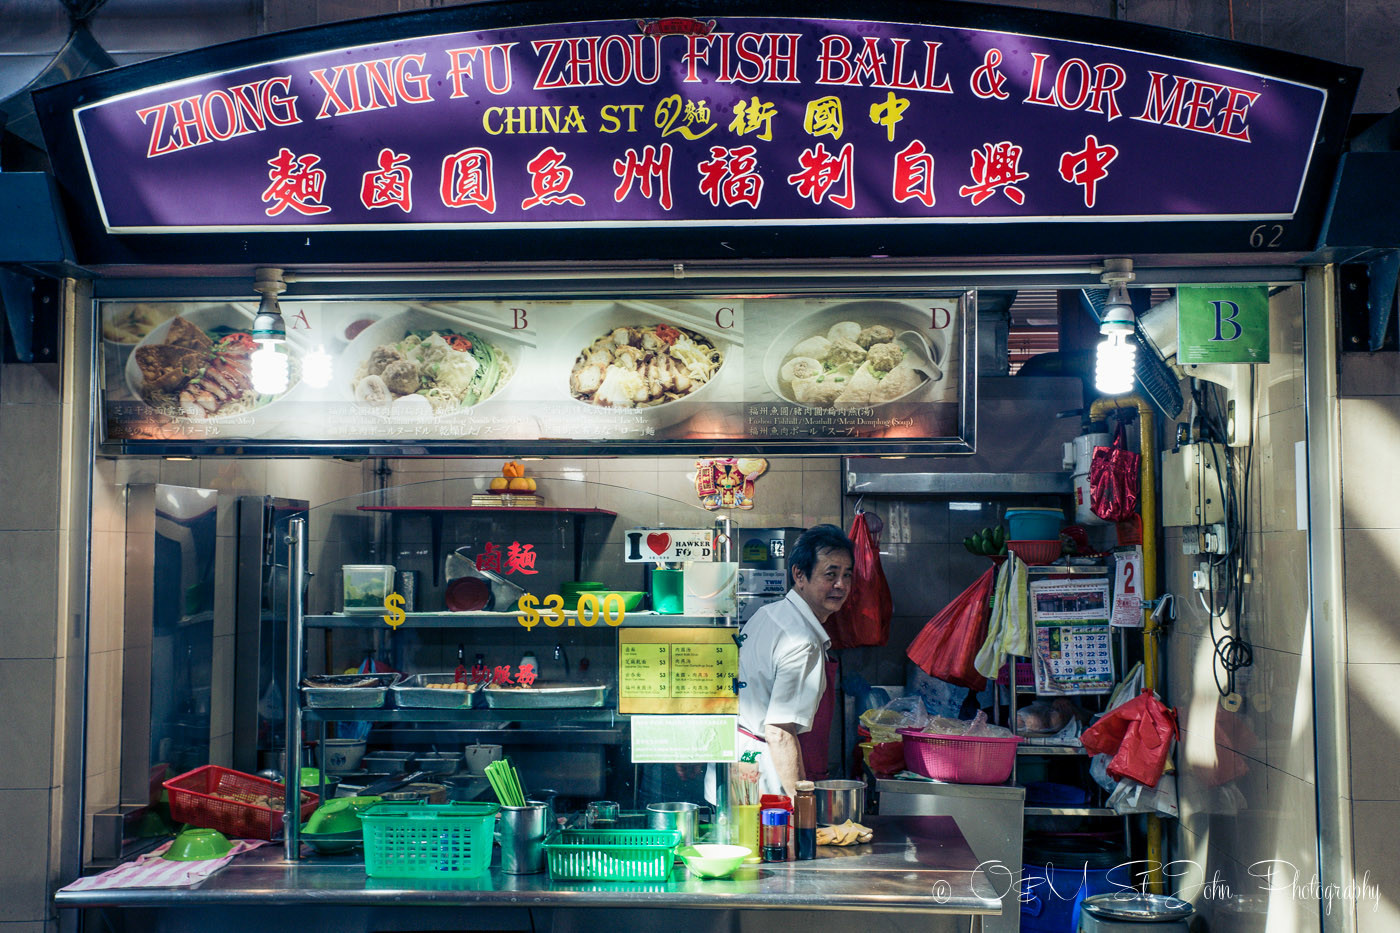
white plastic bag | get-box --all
[1107,773,1179,817]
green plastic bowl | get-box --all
[305,796,381,834]
[162,827,234,861]
[604,591,646,611]
[677,844,752,878]
[299,825,363,855]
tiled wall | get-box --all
[1337,342,1400,932]
[0,360,65,932]
[1164,286,1323,930]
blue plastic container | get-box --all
[1005,508,1065,541]
[1020,861,1115,932]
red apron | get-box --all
[797,658,839,781]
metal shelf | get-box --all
[1023,806,1117,817]
[356,506,617,516]
[302,707,626,724]
[1017,745,1084,756]
[1025,564,1108,575]
[305,612,734,629]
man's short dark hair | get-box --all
[789,523,855,585]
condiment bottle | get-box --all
[760,808,789,862]
[794,781,817,860]
[470,653,488,684]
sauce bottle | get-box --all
[760,808,789,862]
[794,781,817,860]
[470,653,488,684]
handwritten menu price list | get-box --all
[618,629,740,715]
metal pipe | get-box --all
[283,517,307,861]
[1088,393,1162,892]
[285,263,1106,284]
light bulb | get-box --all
[250,340,290,395]
[303,345,332,389]
[1096,330,1137,395]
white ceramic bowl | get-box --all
[560,304,736,428]
[762,299,953,410]
[123,303,306,424]
[338,305,527,418]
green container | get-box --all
[543,828,684,882]
[359,803,499,879]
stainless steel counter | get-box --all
[57,815,1000,920]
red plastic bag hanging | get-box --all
[1080,690,1178,787]
[825,511,893,649]
[1089,423,1141,522]
[905,567,996,690]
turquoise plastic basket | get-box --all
[543,828,684,882]
[359,803,499,879]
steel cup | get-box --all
[496,801,550,874]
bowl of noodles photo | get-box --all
[763,300,952,411]
[564,305,732,426]
[124,304,303,422]
[341,306,522,419]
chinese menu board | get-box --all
[69,16,1329,231]
[618,628,738,715]
[98,294,967,450]
[1030,577,1116,695]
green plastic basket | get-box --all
[359,803,499,879]
[543,828,684,882]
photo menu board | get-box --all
[99,292,971,453]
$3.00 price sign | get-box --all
[382,592,407,629]
[517,593,627,630]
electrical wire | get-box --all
[1190,377,1255,698]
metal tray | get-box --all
[391,673,482,709]
[483,684,608,709]
[301,673,400,708]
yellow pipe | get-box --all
[1089,394,1162,893]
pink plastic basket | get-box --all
[897,729,1023,784]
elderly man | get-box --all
[735,523,854,797]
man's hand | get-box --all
[764,722,804,797]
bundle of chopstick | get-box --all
[485,759,525,807]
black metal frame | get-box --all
[33,0,1359,267]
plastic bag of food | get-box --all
[860,696,928,743]
[1016,699,1077,735]
[961,710,1014,739]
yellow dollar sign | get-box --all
[382,592,406,629]
[516,594,540,631]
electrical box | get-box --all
[1161,443,1227,526]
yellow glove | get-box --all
[815,820,873,846]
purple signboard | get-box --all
[71,16,1329,232]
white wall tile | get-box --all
[1347,662,1400,801]
[0,660,54,789]
[0,532,59,659]
[0,407,60,532]
[1353,800,1400,932]
[210,634,235,745]
[85,650,122,781]
[0,789,51,921]
[1342,529,1400,664]
[1340,397,1400,529]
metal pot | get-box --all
[646,801,709,846]
[814,780,865,826]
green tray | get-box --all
[359,803,498,879]
[543,828,684,882]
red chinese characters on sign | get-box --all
[1059,135,1120,208]
[613,144,674,210]
[261,147,330,216]
[787,143,855,210]
[506,542,539,575]
[697,146,763,209]
[475,541,502,574]
[522,146,585,210]
[893,139,935,207]
[957,141,1029,206]
[360,148,412,213]
[516,663,537,687]
[492,665,514,686]
[441,147,497,213]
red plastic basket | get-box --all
[897,729,1023,784]
[164,765,318,840]
[1007,539,1062,565]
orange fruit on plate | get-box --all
[507,477,531,491]
[488,477,509,492]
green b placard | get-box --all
[1177,286,1270,364]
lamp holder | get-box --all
[253,267,286,298]
[251,267,287,342]
[1100,257,1135,286]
